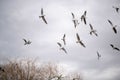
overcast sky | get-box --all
[0,0,120,80]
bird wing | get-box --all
[57,42,62,47]
[89,24,93,30]
[114,47,120,51]
[73,20,77,28]
[83,17,86,25]
[62,34,66,45]
[80,41,86,48]
[23,39,27,43]
[41,8,43,15]
[110,44,114,48]
[71,12,75,18]
[61,47,67,54]
[97,51,100,57]
[84,11,87,16]
[116,8,119,13]
[76,33,80,41]
[63,39,66,45]
[63,34,66,39]
[42,16,47,24]
[94,32,98,36]
[113,27,117,34]
[108,20,113,26]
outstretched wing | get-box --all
[108,20,113,26]
[63,34,66,39]
[41,8,43,15]
[110,44,114,48]
[113,27,117,34]
[83,17,86,25]
[57,42,62,47]
[61,47,67,54]
[76,33,80,41]
[89,24,93,30]
[80,41,86,48]
[42,16,47,24]
[84,11,87,16]
[23,39,27,43]
[114,47,120,51]
[62,34,66,45]
[71,12,75,18]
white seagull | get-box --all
[39,8,48,24]
[57,42,67,54]
[61,34,66,45]
[23,39,31,45]
[81,11,87,25]
[89,24,98,36]
[97,51,101,60]
[76,33,86,48]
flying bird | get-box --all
[110,44,120,51]
[97,51,101,60]
[81,11,87,25]
[23,39,31,45]
[39,8,47,24]
[71,12,79,28]
[61,34,66,45]
[76,33,86,48]
[89,24,98,36]
[113,6,119,13]
[108,19,117,34]
[57,42,67,54]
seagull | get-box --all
[113,6,119,13]
[71,12,79,28]
[97,51,101,60]
[76,33,86,48]
[108,19,117,34]
[23,39,31,45]
[89,24,98,36]
[39,8,47,24]
[57,42,67,54]
[81,11,87,25]
[110,44,120,51]
[61,34,66,45]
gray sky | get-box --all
[0,0,120,80]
